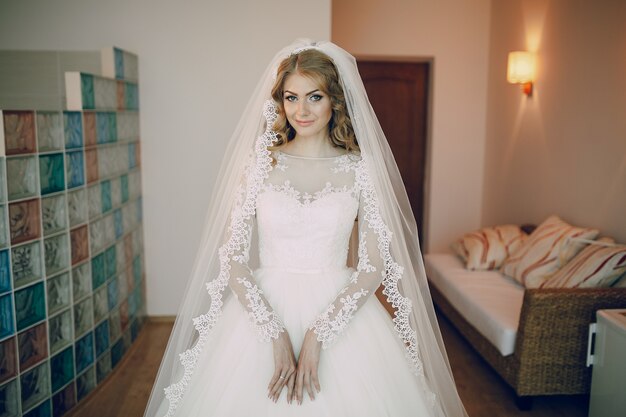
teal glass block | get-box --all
[18,322,48,372]
[100,180,111,213]
[80,73,95,110]
[50,346,74,393]
[108,113,117,142]
[75,332,94,374]
[52,380,75,416]
[63,112,83,149]
[41,195,67,237]
[128,143,137,169]
[0,378,19,416]
[96,113,117,144]
[6,156,38,201]
[75,366,95,401]
[110,337,124,368]
[0,293,15,339]
[36,112,64,152]
[92,286,107,324]
[96,350,111,383]
[71,262,91,301]
[39,154,65,195]
[43,234,69,277]
[66,151,85,189]
[46,272,70,316]
[23,399,51,417]
[0,205,8,248]
[94,320,109,358]
[107,278,117,311]
[87,184,101,219]
[51,388,73,417]
[125,83,139,110]
[91,253,105,290]
[120,174,128,203]
[12,241,43,288]
[20,361,49,411]
[0,250,10,294]
[48,309,72,355]
[114,48,124,79]
[114,209,123,240]
[15,282,45,331]
[67,189,87,227]
[104,246,116,280]
[73,298,92,339]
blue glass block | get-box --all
[114,48,124,79]
[96,350,111,383]
[110,337,125,368]
[23,398,51,417]
[104,246,116,280]
[100,180,112,213]
[131,317,140,341]
[51,381,75,417]
[63,112,83,149]
[113,209,123,240]
[96,113,109,144]
[128,143,137,169]
[75,367,95,401]
[15,282,45,331]
[0,379,19,416]
[0,293,15,339]
[74,332,94,374]
[39,154,65,195]
[108,113,117,142]
[94,320,109,357]
[20,362,49,412]
[133,256,141,287]
[91,254,105,290]
[120,175,129,203]
[80,74,95,110]
[50,346,74,393]
[0,250,10,294]
[125,83,139,110]
[65,151,85,189]
[107,278,118,311]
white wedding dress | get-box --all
[168,151,438,416]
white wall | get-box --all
[482,0,626,243]
[332,0,491,253]
[0,0,331,315]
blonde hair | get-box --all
[269,49,358,152]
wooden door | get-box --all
[357,60,430,249]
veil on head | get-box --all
[144,39,467,417]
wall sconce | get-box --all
[507,51,537,96]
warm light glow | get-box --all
[507,51,537,84]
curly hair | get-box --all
[269,49,358,153]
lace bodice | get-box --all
[256,152,359,271]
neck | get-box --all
[285,134,338,158]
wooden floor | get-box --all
[69,314,589,417]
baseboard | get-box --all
[146,315,176,323]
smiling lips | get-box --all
[295,119,314,127]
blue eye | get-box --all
[284,95,297,102]
[309,94,323,102]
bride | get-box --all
[144,40,467,417]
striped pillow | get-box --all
[500,215,599,288]
[450,225,527,270]
[540,237,626,288]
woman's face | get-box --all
[282,72,332,141]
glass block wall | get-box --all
[0,47,145,417]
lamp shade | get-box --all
[507,51,536,84]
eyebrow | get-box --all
[284,89,320,96]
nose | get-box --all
[296,100,310,116]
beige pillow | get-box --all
[500,215,599,288]
[451,224,527,270]
[541,237,626,288]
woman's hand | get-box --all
[294,329,322,404]
[268,331,297,403]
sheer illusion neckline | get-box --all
[277,150,349,160]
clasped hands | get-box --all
[267,329,321,405]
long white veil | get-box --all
[144,39,467,417]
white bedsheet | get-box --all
[424,253,524,356]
